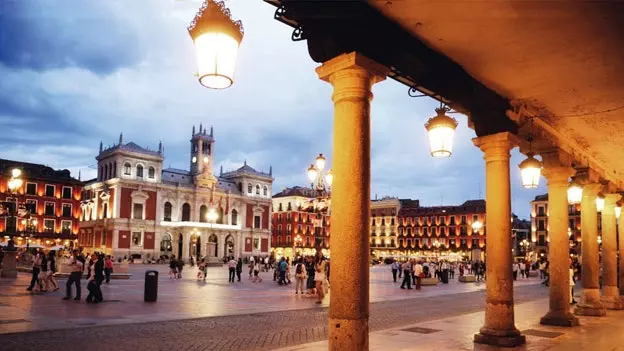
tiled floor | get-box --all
[277,298,624,351]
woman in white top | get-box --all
[314,252,326,304]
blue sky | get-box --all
[0,0,547,218]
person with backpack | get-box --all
[294,258,307,294]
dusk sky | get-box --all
[0,0,547,218]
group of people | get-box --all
[390,259,489,287]
[288,252,329,304]
[62,249,114,303]
[168,255,186,279]
[26,249,59,293]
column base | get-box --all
[540,311,580,327]
[574,303,606,317]
[328,317,368,351]
[474,329,526,348]
[1,253,18,279]
[601,297,624,310]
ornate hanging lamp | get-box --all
[188,0,244,89]
[518,120,542,189]
[567,178,583,205]
[424,105,458,158]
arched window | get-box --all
[124,163,131,175]
[263,186,268,196]
[181,203,191,222]
[108,163,113,179]
[256,185,260,195]
[217,207,224,224]
[148,167,155,179]
[136,164,144,178]
[199,205,208,223]
[247,183,252,193]
[164,202,172,221]
[231,209,238,226]
[103,164,108,181]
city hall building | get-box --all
[79,126,273,261]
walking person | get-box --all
[306,257,316,295]
[314,252,326,304]
[36,252,48,292]
[294,258,307,294]
[169,256,178,279]
[252,261,263,283]
[570,263,577,304]
[512,261,519,281]
[176,258,184,279]
[27,249,43,292]
[413,260,423,290]
[87,254,104,303]
[104,255,113,283]
[228,256,237,283]
[44,251,59,292]
[63,249,83,301]
[236,257,243,282]
[277,257,287,285]
[391,260,399,283]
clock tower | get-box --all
[190,124,217,188]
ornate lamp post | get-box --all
[293,234,303,259]
[5,168,23,251]
[519,239,530,258]
[306,154,332,251]
[471,220,483,234]
[188,0,244,89]
[205,206,219,262]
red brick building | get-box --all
[271,186,330,260]
[397,199,486,261]
[0,159,83,247]
[79,127,273,261]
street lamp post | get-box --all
[306,154,332,251]
[1,168,23,278]
[205,206,219,264]
[293,234,303,260]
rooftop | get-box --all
[0,158,83,185]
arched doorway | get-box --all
[161,233,173,257]
[177,233,183,259]
[224,235,235,258]
[208,234,218,257]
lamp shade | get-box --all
[518,153,542,189]
[307,164,318,184]
[424,107,458,158]
[567,180,583,205]
[188,0,244,89]
[325,169,333,187]
[616,203,622,219]
[595,193,605,212]
[315,153,326,171]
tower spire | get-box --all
[119,133,123,145]
[192,125,196,135]
[199,122,203,133]
[210,125,214,137]
[220,164,223,176]
[269,165,272,176]
[244,159,247,166]
[158,141,163,154]
[99,141,103,152]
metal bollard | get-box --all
[144,270,159,302]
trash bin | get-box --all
[144,270,158,302]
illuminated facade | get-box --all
[397,200,486,261]
[79,126,273,260]
[0,159,83,246]
[531,194,582,255]
[369,197,407,258]
[271,186,330,260]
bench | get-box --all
[459,275,476,282]
[420,277,439,286]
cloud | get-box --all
[0,0,541,218]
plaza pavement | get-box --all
[0,264,550,350]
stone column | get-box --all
[540,164,579,326]
[602,194,623,309]
[316,52,387,351]
[472,132,525,347]
[619,204,624,299]
[574,184,606,316]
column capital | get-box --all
[582,183,603,198]
[316,52,388,83]
[542,167,574,184]
[472,132,520,161]
[605,194,622,207]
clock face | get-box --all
[203,156,209,163]
[192,156,197,163]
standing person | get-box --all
[27,249,42,292]
[519,261,526,279]
[570,263,577,304]
[169,256,177,279]
[525,260,531,278]
[449,262,455,279]
[400,260,413,289]
[539,260,546,280]
[306,257,316,295]
[391,260,399,283]
[63,249,83,301]
[176,258,184,279]
[104,255,114,283]
[236,258,243,282]
[227,256,237,283]
[278,257,287,285]
[512,261,519,281]
[413,260,423,290]
[294,258,307,294]
[87,254,104,303]
[313,252,326,304]
[45,251,59,291]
